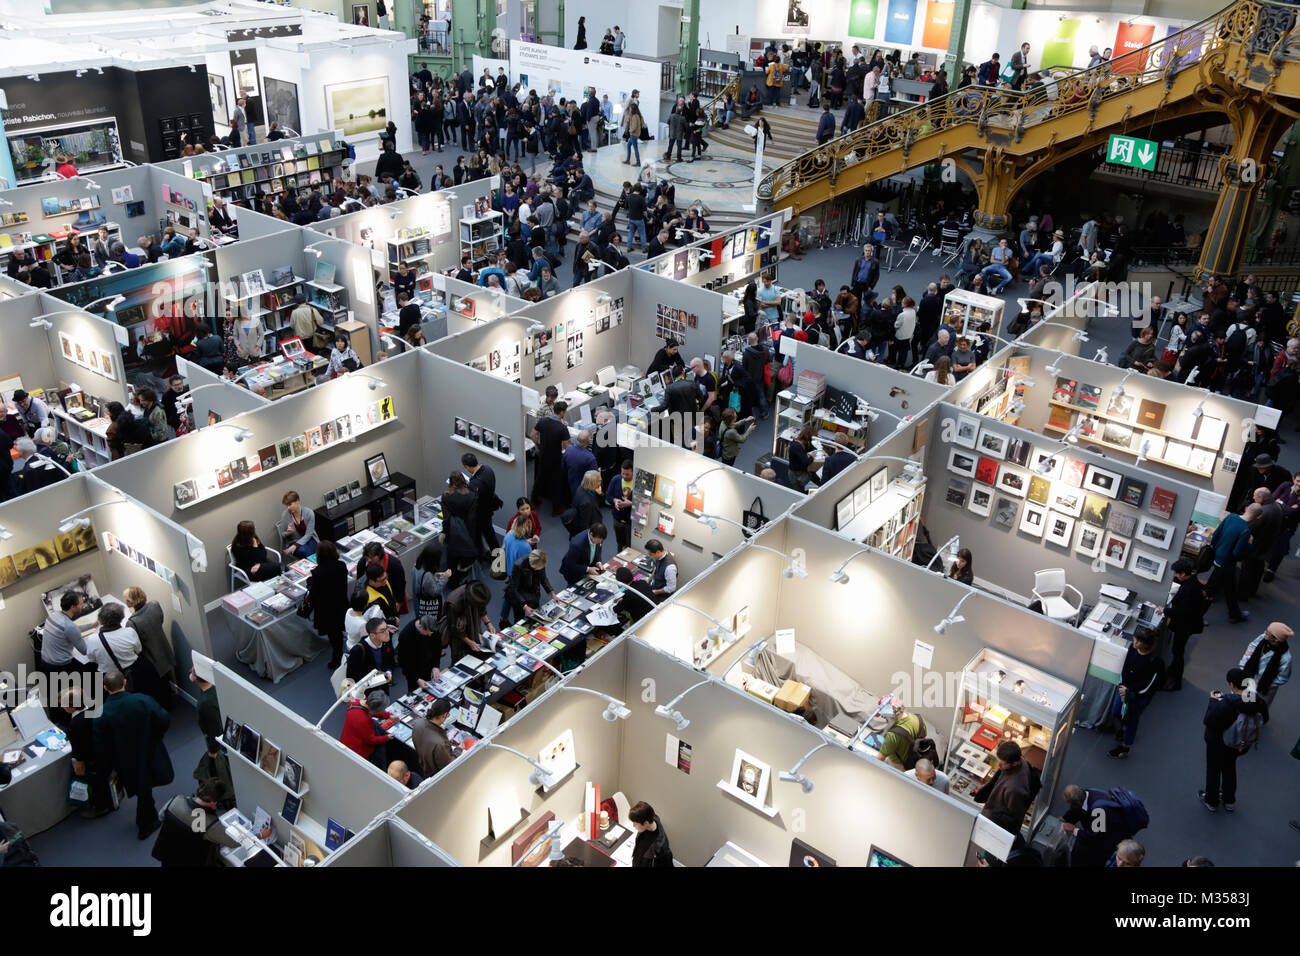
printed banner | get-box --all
[1167,23,1206,68]
[1111,22,1156,74]
[921,0,955,50]
[885,0,918,45]
[848,0,879,39]
[1040,18,1081,70]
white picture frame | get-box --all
[1019,501,1047,538]
[1136,516,1176,551]
[1102,532,1132,568]
[968,483,994,518]
[948,448,978,479]
[1129,547,1167,582]
[1049,485,1085,518]
[1084,463,1123,499]
[1075,522,1103,559]
[1029,448,1061,480]
[1044,511,1075,549]
[996,464,1030,498]
[730,748,771,805]
[954,414,980,449]
[976,426,1009,460]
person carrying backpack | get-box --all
[878,703,926,770]
[1061,783,1148,867]
[1200,667,1270,813]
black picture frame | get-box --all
[160,117,175,135]
[364,452,389,486]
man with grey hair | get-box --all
[905,757,950,794]
[1241,489,1283,598]
[562,428,598,499]
[1111,839,1145,867]
[760,467,779,484]
[412,697,456,776]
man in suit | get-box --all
[94,670,173,840]
[462,452,500,561]
[820,444,858,483]
[560,523,607,586]
[653,365,701,447]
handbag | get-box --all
[728,390,743,412]
[742,496,769,532]
[297,593,313,618]
[776,362,794,388]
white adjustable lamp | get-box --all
[355,374,387,391]
[558,685,631,721]
[29,453,72,477]
[926,535,961,573]
[654,678,711,730]
[744,542,808,579]
[606,583,736,648]
[57,485,129,533]
[211,422,254,442]
[779,741,835,794]
[685,466,727,497]
[696,512,754,538]
[480,741,560,789]
[866,456,924,477]
[829,547,873,584]
[314,669,388,728]
[934,592,974,634]
[1035,322,1089,343]
[83,294,124,315]
[1043,351,1066,376]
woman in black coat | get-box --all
[441,472,480,588]
[574,16,587,50]
[310,540,350,669]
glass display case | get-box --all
[942,289,1006,341]
[944,648,1079,837]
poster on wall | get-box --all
[885,0,918,45]
[325,77,391,142]
[921,0,954,49]
[208,74,229,129]
[1167,24,1206,67]
[230,49,263,125]
[848,0,879,39]
[1111,22,1156,74]
[785,0,811,34]
[264,77,301,136]
[1041,19,1081,69]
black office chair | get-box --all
[770,456,792,488]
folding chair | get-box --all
[896,235,929,272]
[940,233,967,268]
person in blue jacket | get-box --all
[815,104,836,145]
[1207,503,1257,624]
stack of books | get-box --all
[796,370,825,402]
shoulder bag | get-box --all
[98,632,134,692]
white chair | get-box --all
[1032,569,1083,624]
[226,545,251,591]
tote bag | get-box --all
[742,496,769,532]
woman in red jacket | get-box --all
[341,690,392,768]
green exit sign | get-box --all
[1106,134,1158,172]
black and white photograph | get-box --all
[1019,501,1047,537]
[993,496,1019,529]
[1075,523,1102,558]
[1084,463,1123,498]
[954,414,980,448]
[946,478,970,507]
[174,479,199,507]
[947,449,978,478]
[1045,512,1075,548]
[1129,548,1167,582]
[968,483,994,518]
[1050,486,1084,517]
[281,755,304,794]
[976,427,1009,460]
[1136,516,1175,550]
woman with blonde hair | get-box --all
[124,586,175,708]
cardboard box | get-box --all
[744,678,780,703]
[774,679,811,713]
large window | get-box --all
[6,118,124,185]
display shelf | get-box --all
[306,279,344,293]
[836,477,926,556]
[449,432,516,463]
[1041,422,1213,477]
[942,288,1006,340]
[50,407,112,468]
[536,761,580,795]
[0,222,122,288]
[715,779,779,817]
[218,808,287,868]
[175,399,398,510]
[1046,399,1224,451]
[220,738,312,798]
[291,812,338,857]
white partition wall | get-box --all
[94,349,430,608]
[793,341,952,426]
[629,269,729,370]
[322,817,456,867]
[40,302,132,411]
[176,356,271,426]
[209,660,407,859]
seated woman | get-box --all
[948,548,974,585]
[328,332,362,376]
[276,490,318,559]
[230,520,282,582]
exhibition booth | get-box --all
[638,211,792,297]
[175,356,271,427]
[396,635,983,866]
[0,164,214,292]
[506,41,664,139]
[628,512,1093,837]
[202,656,409,867]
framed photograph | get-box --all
[1027,475,1052,505]
[1045,512,1075,548]
[1119,476,1148,508]
[324,76,391,142]
[869,467,888,502]
[853,483,871,515]
[1102,532,1132,568]
[1136,516,1176,550]
[976,427,1009,460]
[173,479,198,508]
[835,493,856,531]
[1102,421,1135,451]
[974,456,1000,486]
[1084,464,1123,499]
[1049,485,1084,517]
[454,417,467,437]
[993,496,1019,529]
[1106,391,1136,420]
[497,434,512,457]
[948,449,978,479]
[954,414,980,449]
[946,478,970,507]
[996,464,1030,498]
[1130,548,1167,582]
[730,749,771,804]
[1149,487,1177,519]
[653,475,676,507]
[1075,522,1103,559]
[1005,437,1032,467]
[482,428,496,449]
[364,453,389,486]
[1029,449,1061,481]
[1081,494,1111,527]
[968,483,994,518]
[1019,501,1047,538]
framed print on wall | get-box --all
[1081,493,1111,527]
[1130,548,1167,582]
[996,464,1030,498]
[730,749,771,804]
[1050,485,1084,518]
[1084,463,1123,499]
[1045,512,1075,549]
[325,77,391,142]
[1136,516,1176,550]
[976,427,1009,460]
[1101,532,1132,568]
[968,483,994,518]
[1075,522,1103,559]
[869,467,888,502]
[208,73,228,129]
[1029,448,1061,480]
[1019,501,1047,538]
[954,414,980,449]
[948,449,978,479]
[993,496,1019,529]
[974,456,1000,486]
[946,478,970,508]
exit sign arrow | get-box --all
[1107,134,1159,172]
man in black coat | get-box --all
[462,453,500,561]
[374,142,405,182]
[1163,559,1208,691]
[1201,666,1269,811]
[915,282,943,355]
[841,94,866,134]
[559,524,607,586]
[741,333,771,419]
[653,366,701,447]
[354,542,408,617]
[347,617,398,685]
[94,671,173,840]
[646,228,670,259]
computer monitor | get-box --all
[789,838,837,867]
[866,844,910,867]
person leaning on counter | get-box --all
[412,697,459,777]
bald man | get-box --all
[562,428,598,499]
